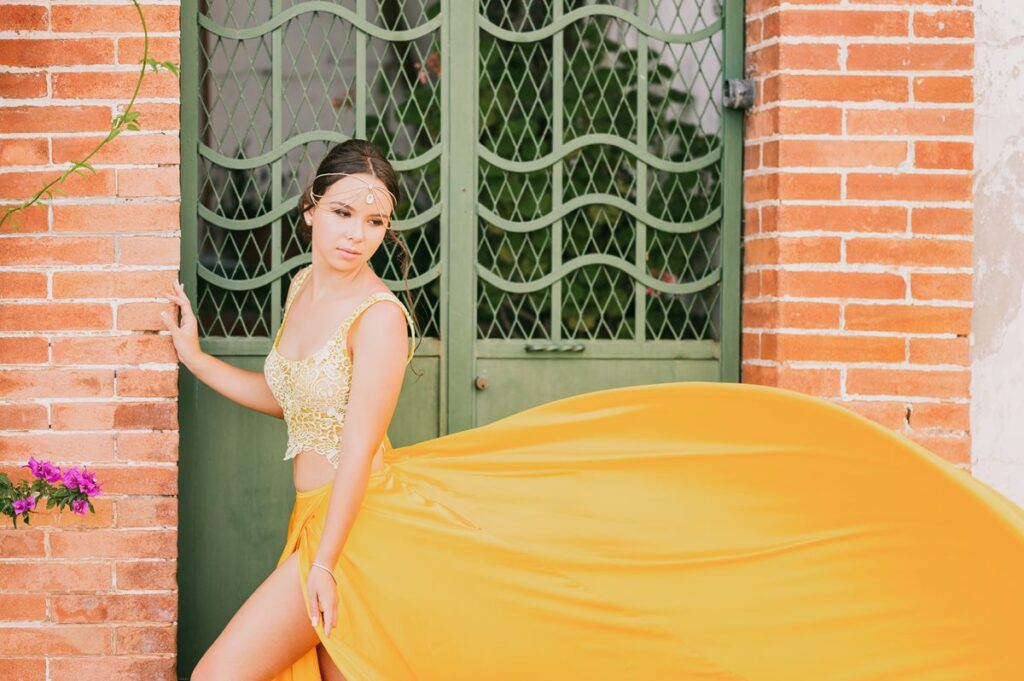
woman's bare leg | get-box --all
[317,642,349,681]
[191,551,320,680]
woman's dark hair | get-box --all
[297,139,423,372]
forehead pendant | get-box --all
[366,192,375,204]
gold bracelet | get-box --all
[311,561,337,583]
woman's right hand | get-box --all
[161,281,203,366]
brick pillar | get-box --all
[0,3,181,677]
[742,0,974,467]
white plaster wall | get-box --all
[973,1,1024,504]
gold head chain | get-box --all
[308,171,398,225]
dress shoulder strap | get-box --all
[284,265,313,313]
[340,291,417,365]
[273,265,313,348]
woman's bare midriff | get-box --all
[293,443,386,493]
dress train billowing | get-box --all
[272,381,1024,681]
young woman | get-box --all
[165,140,419,680]
[166,140,1024,681]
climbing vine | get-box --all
[0,0,180,230]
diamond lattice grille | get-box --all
[192,0,727,348]
[196,0,442,341]
[477,0,725,342]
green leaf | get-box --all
[650,63,675,86]
[666,88,692,105]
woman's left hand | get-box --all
[307,564,339,637]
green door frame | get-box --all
[176,2,744,672]
[442,0,480,432]
[721,0,744,383]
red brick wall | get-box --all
[743,0,974,467]
[0,3,181,678]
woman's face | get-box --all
[305,172,394,270]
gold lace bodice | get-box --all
[263,265,415,467]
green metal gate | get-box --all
[178,0,743,674]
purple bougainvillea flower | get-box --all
[23,456,45,479]
[12,494,38,515]
[62,466,84,492]
[71,498,88,515]
[78,469,103,497]
[40,461,63,484]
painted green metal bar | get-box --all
[478,196,722,234]
[198,198,441,231]
[179,0,199,343]
[271,0,283,331]
[720,0,745,382]
[197,4,440,41]
[197,259,441,290]
[356,0,366,139]
[478,258,721,295]
[479,7,722,44]
[477,136,720,174]
[177,0,201,671]
[552,0,563,342]
[443,1,478,433]
[634,2,649,343]
[200,137,441,171]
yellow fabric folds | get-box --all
[271,381,1024,680]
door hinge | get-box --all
[723,78,756,111]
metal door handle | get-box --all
[524,341,586,353]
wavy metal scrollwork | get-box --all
[476,0,725,341]
[196,1,442,337]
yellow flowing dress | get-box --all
[270,379,1024,680]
